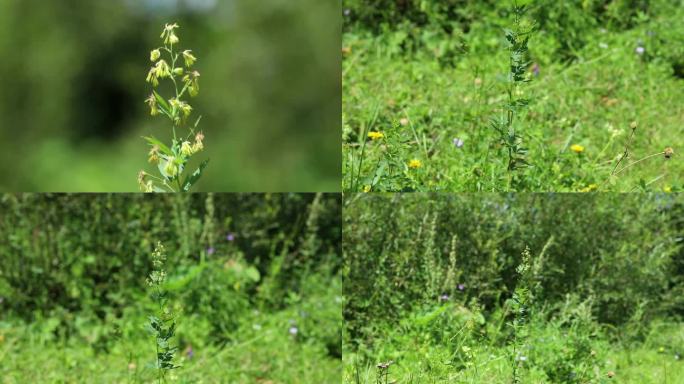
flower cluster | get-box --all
[139,23,208,192]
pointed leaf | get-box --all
[144,136,172,156]
[181,159,209,192]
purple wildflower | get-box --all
[206,247,215,255]
[531,63,540,77]
[186,345,194,359]
[635,46,645,55]
[289,326,298,336]
[226,233,235,242]
[453,138,464,149]
[457,284,465,291]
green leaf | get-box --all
[181,159,209,192]
[153,90,170,112]
[144,136,172,156]
[245,266,261,282]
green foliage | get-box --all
[344,193,684,383]
[343,0,684,192]
[0,193,341,320]
[0,193,342,382]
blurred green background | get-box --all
[0,0,340,192]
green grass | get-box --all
[342,5,684,192]
[343,311,684,384]
[0,295,341,383]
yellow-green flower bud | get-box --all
[193,131,204,152]
[173,67,184,76]
[145,94,158,116]
[145,181,154,193]
[179,102,192,118]
[169,32,179,45]
[148,145,160,164]
[180,141,193,156]
[146,68,159,87]
[164,157,178,178]
[150,49,161,62]
[154,60,171,79]
[182,50,197,67]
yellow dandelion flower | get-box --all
[579,184,598,192]
[367,131,384,140]
[570,144,585,153]
[408,159,422,169]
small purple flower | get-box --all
[635,46,645,55]
[453,138,464,149]
[289,326,298,335]
[206,247,215,255]
[440,294,450,301]
[186,346,194,359]
[457,284,465,291]
[531,63,540,77]
[226,233,235,242]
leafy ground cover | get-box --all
[0,194,341,383]
[343,1,684,192]
[343,193,684,383]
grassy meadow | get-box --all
[0,194,342,383]
[342,0,684,192]
[343,193,684,383]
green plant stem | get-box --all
[613,152,665,176]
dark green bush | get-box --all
[0,193,341,320]
[343,193,683,345]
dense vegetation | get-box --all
[0,193,341,382]
[343,0,684,191]
[343,193,684,383]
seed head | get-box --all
[664,147,674,159]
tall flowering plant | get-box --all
[138,23,208,192]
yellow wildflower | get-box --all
[363,185,371,193]
[570,144,585,153]
[408,159,422,169]
[580,184,598,192]
[663,186,672,193]
[367,131,384,140]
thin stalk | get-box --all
[613,152,665,176]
